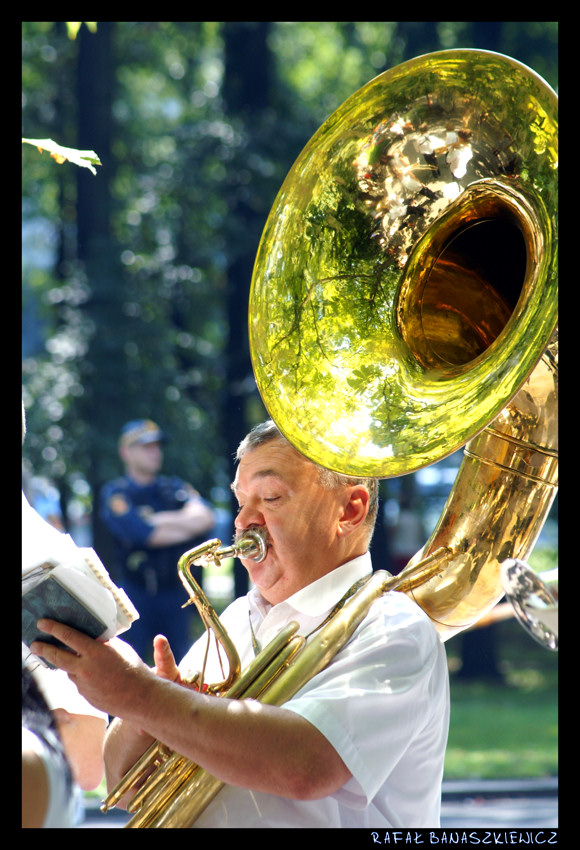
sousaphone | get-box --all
[249,48,558,640]
[102,49,558,827]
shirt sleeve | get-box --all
[32,665,108,721]
[282,593,447,807]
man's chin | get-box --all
[242,556,274,591]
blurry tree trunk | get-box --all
[75,21,121,562]
[458,625,504,682]
[221,22,274,596]
[47,22,78,531]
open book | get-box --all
[23,546,138,650]
[22,499,139,664]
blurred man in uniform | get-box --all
[99,420,215,662]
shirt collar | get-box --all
[248,552,372,620]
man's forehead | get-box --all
[232,441,310,490]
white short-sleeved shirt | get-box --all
[179,553,449,828]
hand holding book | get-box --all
[22,531,139,664]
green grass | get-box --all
[444,618,558,780]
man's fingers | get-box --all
[153,634,180,682]
[34,618,93,654]
[29,638,78,672]
[30,619,97,669]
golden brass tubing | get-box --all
[408,335,558,640]
[130,553,447,828]
[100,741,169,813]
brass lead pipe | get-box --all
[101,527,270,817]
[176,528,268,695]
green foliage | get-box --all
[22,22,558,519]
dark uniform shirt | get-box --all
[99,475,210,593]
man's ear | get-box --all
[337,486,370,538]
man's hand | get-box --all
[30,620,153,719]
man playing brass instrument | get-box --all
[31,420,450,828]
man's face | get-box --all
[232,440,350,605]
[122,440,163,479]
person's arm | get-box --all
[22,725,74,828]
[146,498,215,547]
[51,709,107,790]
[104,680,349,803]
[31,622,351,804]
[31,662,109,791]
[100,484,215,549]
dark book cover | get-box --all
[22,574,109,666]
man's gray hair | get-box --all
[236,420,379,533]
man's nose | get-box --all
[234,502,264,530]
